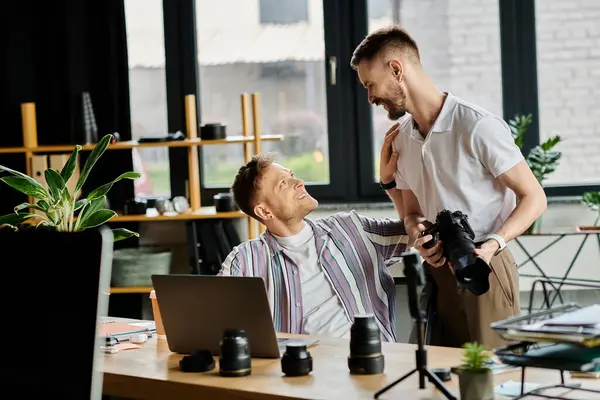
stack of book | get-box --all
[492,303,600,378]
[502,304,600,347]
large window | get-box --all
[156,0,598,206]
[124,0,171,198]
[195,0,331,189]
[535,0,600,187]
[366,0,504,181]
[259,0,308,24]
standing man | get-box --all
[350,26,547,349]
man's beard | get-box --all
[387,106,406,121]
[270,202,313,225]
[383,83,407,120]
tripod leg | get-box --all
[373,368,417,399]
[423,369,457,400]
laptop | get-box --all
[151,274,318,358]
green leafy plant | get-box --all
[0,133,140,242]
[509,113,562,234]
[509,113,563,185]
[459,342,492,373]
[581,191,600,226]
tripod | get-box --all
[374,251,456,400]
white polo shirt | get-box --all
[392,93,524,242]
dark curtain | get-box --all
[0,0,134,215]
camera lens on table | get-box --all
[347,314,385,375]
[179,349,216,373]
[219,329,251,377]
[281,341,313,377]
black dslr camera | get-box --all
[421,209,492,296]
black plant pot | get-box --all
[0,223,57,233]
[0,226,114,399]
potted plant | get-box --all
[509,113,562,234]
[577,191,600,233]
[0,133,140,241]
[455,342,494,400]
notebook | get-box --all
[100,321,153,339]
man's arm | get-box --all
[493,160,547,242]
[385,188,405,219]
[217,247,245,276]
[379,125,406,219]
[355,212,409,262]
[472,115,547,247]
[402,189,426,245]
[403,189,449,267]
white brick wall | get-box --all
[371,0,503,160]
[536,0,600,185]
[126,0,600,188]
[371,0,600,187]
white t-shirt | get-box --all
[273,223,352,338]
[392,93,524,242]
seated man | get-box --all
[218,154,408,342]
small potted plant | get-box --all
[577,191,600,233]
[509,113,562,234]
[455,342,494,400]
[0,133,140,241]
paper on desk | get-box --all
[501,304,600,346]
[495,380,540,397]
[129,321,156,330]
[114,342,141,351]
[541,304,600,328]
[101,321,149,337]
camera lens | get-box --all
[219,329,251,377]
[348,314,385,374]
[179,349,215,373]
[281,342,313,377]
[456,256,491,296]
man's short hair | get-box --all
[350,25,420,69]
[230,154,275,220]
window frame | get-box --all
[163,0,200,201]
[524,0,600,198]
[194,0,358,206]
[501,0,600,198]
[163,0,597,208]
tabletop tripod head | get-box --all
[374,250,457,400]
[402,251,426,326]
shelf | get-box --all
[110,206,245,222]
[0,147,28,154]
[110,286,153,294]
[0,134,283,154]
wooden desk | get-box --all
[101,332,600,399]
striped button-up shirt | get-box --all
[218,210,408,342]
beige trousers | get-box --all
[422,247,521,350]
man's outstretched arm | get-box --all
[385,188,405,220]
[379,123,405,219]
[217,248,244,276]
[356,213,409,262]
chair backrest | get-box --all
[0,226,113,399]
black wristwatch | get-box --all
[379,180,396,190]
